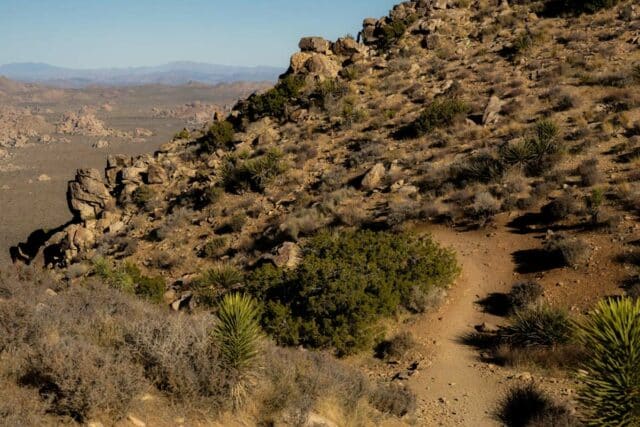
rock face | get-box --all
[299,37,331,54]
[67,168,114,221]
[361,163,386,190]
[482,96,504,125]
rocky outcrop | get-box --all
[299,37,331,54]
[67,168,115,221]
[361,163,387,190]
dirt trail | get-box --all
[408,224,534,426]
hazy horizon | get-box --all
[0,0,397,69]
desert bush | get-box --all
[173,128,190,141]
[578,298,640,426]
[93,259,165,303]
[201,236,229,259]
[260,345,370,424]
[220,149,286,193]
[131,185,156,212]
[500,305,573,348]
[246,75,305,121]
[495,383,580,427]
[199,120,235,154]
[398,97,470,138]
[509,281,544,310]
[540,195,576,223]
[577,158,601,187]
[18,338,144,422]
[468,191,502,226]
[314,78,349,110]
[544,235,591,268]
[376,15,417,50]
[375,332,416,360]
[247,230,459,355]
[369,384,417,417]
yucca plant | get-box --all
[577,298,640,426]
[500,305,573,348]
[214,293,262,373]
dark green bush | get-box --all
[220,149,286,193]
[544,0,621,15]
[199,120,235,154]
[398,97,470,139]
[495,383,580,427]
[247,230,459,355]
[500,305,573,348]
[131,185,156,212]
[376,15,417,50]
[173,128,190,141]
[246,75,305,121]
[94,259,166,303]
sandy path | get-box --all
[408,224,530,426]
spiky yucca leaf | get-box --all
[214,293,262,372]
[578,298,640,426]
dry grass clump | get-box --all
[0,267,402,425]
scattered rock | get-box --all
[299,36,331,54]
[67,168,114,221]
[37,174,51,182]
[482,95,504,125]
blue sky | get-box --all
[0,0,397,69]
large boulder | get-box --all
[146,164,167,185]
[299,37,331,54]
[304,54,341,78]
[333,37,363,56]
[482,95,505,125]
[361,163,386,190]
[67,169,114,221]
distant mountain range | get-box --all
[0,62,284,87]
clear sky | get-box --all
[0,0,398,69]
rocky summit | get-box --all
[6,0,640,425]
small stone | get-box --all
[127,414,146,427]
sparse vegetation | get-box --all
[508,281,544,311]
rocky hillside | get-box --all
[10,0,640,424]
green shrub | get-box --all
[220,149,286,193]
[500,305,573,348]
[247,230,459,355]
[314,78,349,110]
[495,383,580,427]
[399,98,470,138]
[376,15,417,50]
[578,298,640,426]
[173,128,190,141]
[199,120,235,154]
[214,293,262,374]
[246,75,305,121]
[131,185,156,212]
[202,236,229,258]
[93,259,166,303]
